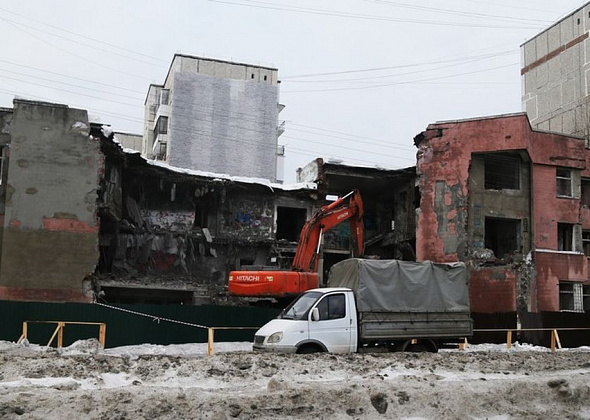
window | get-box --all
[557,223,574,251]
[276,207,307,241]
[484,155,520,190]
[316,293,346,320]
[0,146,5,186]
[559,282,584,312]
[485,217,520,258]
[585,285,590,312]
[556,168,573,197]
[160,89,169,105]
[582,179,590,207]
[156,116,168,135]
[584,231,590,256]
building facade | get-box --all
[521,2,590,141]
[143,54,285,182]
[414,113,590,314]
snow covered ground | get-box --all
[1,340,589,419]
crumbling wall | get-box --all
[415,113,589,313]
[0,100,101,302]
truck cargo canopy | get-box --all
[327,259,469,313]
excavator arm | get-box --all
[228,190,364,298]
[291,190,364,272]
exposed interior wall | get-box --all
[94,133,318,303]
[0,100,101,302]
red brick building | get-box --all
[414,113,590,313]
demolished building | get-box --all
[414,113,590,314]
[297,158,417,278]
[0,99,319,304]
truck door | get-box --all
[308,292,352,353]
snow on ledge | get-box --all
[117,147,316,192]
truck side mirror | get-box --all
[311,307,320,322]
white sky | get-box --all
[0,1,585,182]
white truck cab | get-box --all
[253,288,358,354]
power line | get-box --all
[283,62,518,93]
[0,6,168,65]
[209,0,544,29]
[361,0,553,24]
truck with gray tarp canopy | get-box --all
[328,258,473,352]
[253,258,472,353]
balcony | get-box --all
[277,120,285,137]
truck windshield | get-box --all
[280,291,323,320]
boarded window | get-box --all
[485,217,520,258]
[559,282,584,312]
[557,223,574,251]
[556,168,573,197]
[276,207,307,241]
[484,155,520,190]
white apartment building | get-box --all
[521,2,590,142]
[143,54,285,182]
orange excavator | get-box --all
[228,190,364,298]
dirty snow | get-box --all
[1,340,589,419]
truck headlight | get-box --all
[267,332,283,344]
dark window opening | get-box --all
[485,217,520,258]
[584,285,590,312]
[583,231,590,256]
[414,186,420,208]
[264,75,268,81]
[560,282,575,311]
[558,223,574,251]
[581,179,590,206]
[276,207,307,241]
[316,293,346,320]
[556,168,573,197]
[484,155,520,190]
[251,73,255,79]
[102,287,193,305]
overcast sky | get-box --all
[0,1,586,183]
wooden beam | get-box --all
[207,328,215,356]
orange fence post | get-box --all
[99,324,107,349]
[506,330,513,350]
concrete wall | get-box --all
[0,100,101,302]
[168,71,279,180]
[521,3,590,139]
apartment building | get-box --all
[143,54,285,182]
[521,2,590,141]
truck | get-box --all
[253,258,472,353]
[228,190,364,299]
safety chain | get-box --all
[93,301,209,330]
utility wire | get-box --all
[209,0,544,29]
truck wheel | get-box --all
[406,343,429,352]
[297,344,323,354]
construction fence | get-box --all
[2,301,590,350]
[0,300,280,348]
